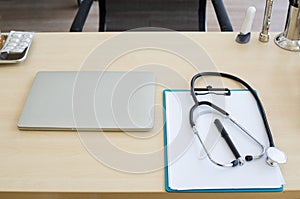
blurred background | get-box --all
[0,0,288,32]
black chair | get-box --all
[77,0,84,6]
[70,0,232,32]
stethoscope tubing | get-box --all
[190,72,275,148]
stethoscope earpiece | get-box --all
[266,147,287,166]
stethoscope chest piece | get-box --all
[266,147,287,166]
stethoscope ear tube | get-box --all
[190,72,274,147]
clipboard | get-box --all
[163,89,285,192]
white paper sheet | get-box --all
[164,90,285,191]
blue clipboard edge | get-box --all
[162,89,284,193]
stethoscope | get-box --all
[189,72,287,167]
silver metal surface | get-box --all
[259,0,274,42]
[193,126,235,168]
[274,4,300,51]
[266,147,287,166]
[275,33,300,51]
[260,0,300,50]
[227,116,266,160]
[238,157,245,166]
[18,71,156,131]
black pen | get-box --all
[214,119,244,166]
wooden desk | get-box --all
[0,32,299,198]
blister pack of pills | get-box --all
[0,31,34,63]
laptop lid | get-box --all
[18,71,155,131]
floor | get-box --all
[0,0,289,32]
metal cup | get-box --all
[275,1,300,51]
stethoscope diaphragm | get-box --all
[266,147,287,166]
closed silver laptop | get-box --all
[18,71,155,131]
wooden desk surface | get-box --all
[0,32,299,199]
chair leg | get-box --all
[211,0,233,31]
[77,0,84,6]
[98,0,106,32]
[198,0,207,31]
[70,0,94,32]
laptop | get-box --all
[18,71,155,131]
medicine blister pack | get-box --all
[0,31,34,62]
